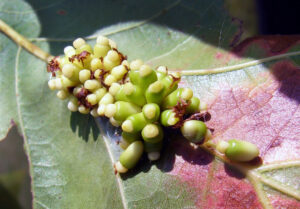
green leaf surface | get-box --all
[1,0,299,208]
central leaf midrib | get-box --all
[14,46,38,207]
[99,129,128,209]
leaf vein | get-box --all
[15,46,37,207]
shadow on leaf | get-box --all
[70,112,100,142]
[121,130,214,179]
[0,184,22,209]
[270,60,300,104]
[224,164,246,179]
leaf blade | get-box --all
[1,0,300,208]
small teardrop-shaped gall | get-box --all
[180,120,207,144]
[119,141,144,170]
[141,124,164,143]
[225,139,260,162]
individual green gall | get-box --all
[94,36,111,58]
[79,69,91,83]
[77,44,93,54]
[142,103,160,123]
[99,93,114,105]
[129,59,143,70]
[109,117,122,127]
[123,83,146,106]
[115,85,129,102]
[104,74,117,86]
[145,81,165,105]
[78,105,90,114]
[56,90,69,100]
[84,79,101,92]
[119,141,144,170]
[224,139,260,162]
[86,94,98,105]
[180,120,207,144]
[128,70,140,85]
[64,46,75,58]
[160,74,180,97]
[186,97,200,114]
[103,50,121,71]
[129,65,157,91]
[111,65,128,81]
[160,109,179,127]
[94,88,107,101]
[73,38,86,49]
[142,124,164,143]
[62,63,80,82]
[122,112,147,133]
[109,83,121,96]
[138,65,157,91]
[156,66,167,80]
[48,79,56,90]
[105,101,141,122]
[90,58,103,72]
[162,88,193,109]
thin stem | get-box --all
[202,143,300,202]
[200,144,259,173]
[180,50,300,76]
[0,19,53,63]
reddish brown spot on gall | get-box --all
[171,99,212,129]
[112,48,127,62]
[47,56,61,76]
[169,73,181,89]
[186,112,211,123]
[98,69,109,89]
[75,88,93,108]
[90,71,95,79]
[69,51,90,66]
[173,98,189,118]
[171,99,189,129]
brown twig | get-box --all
[0,19,53,63]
